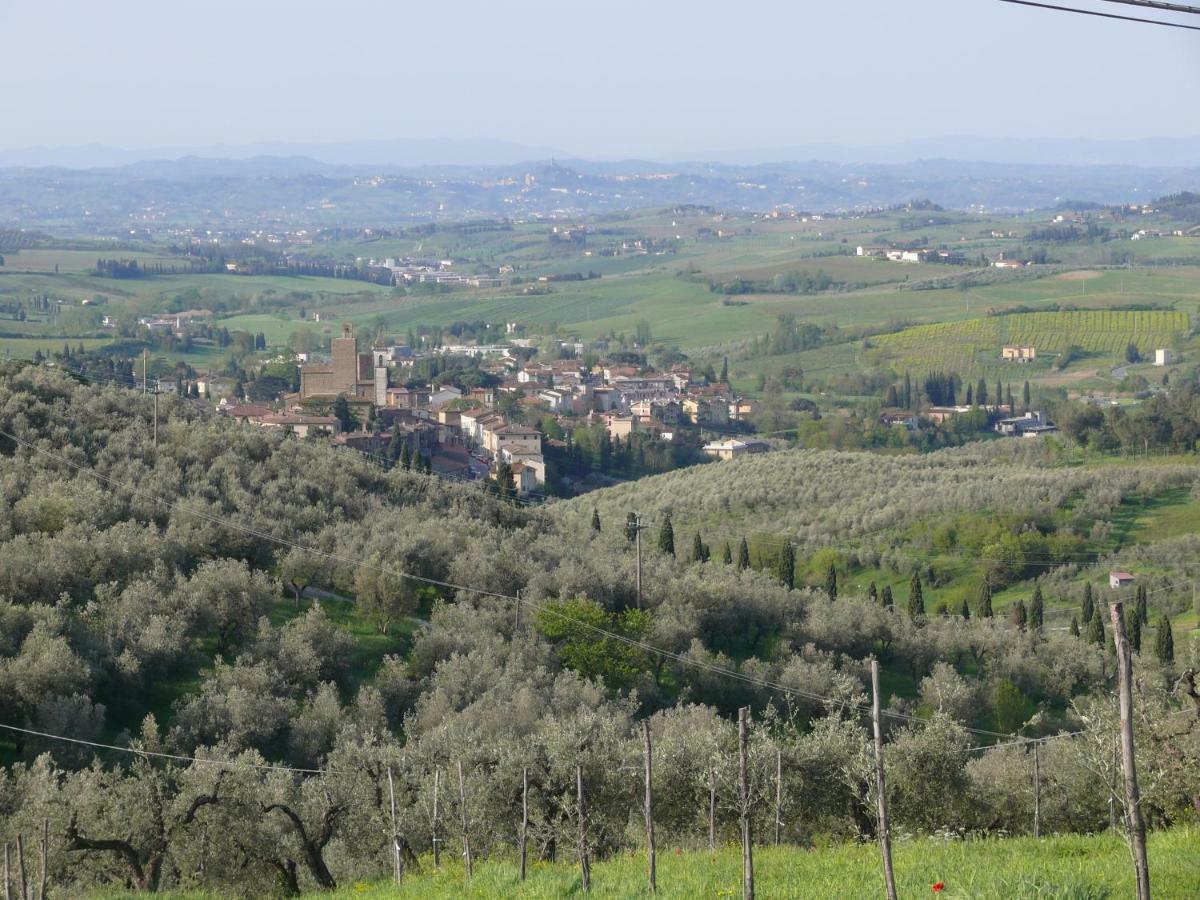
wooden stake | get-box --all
[457,761,472,880]
[1032,741,1041,839]
[387,766,401,884]
[738,706,754,900]
[870,660,898,900]
[774,748,782,846]
[519,767,529,882]
[1110,602,1151,900]
[37,823,46,900]
[642,721,657,892]
[4,842,11,900]
[576,765,590,893]
[432,769,441,868]
[15,836,25,900]
[708,768,716,854]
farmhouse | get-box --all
[1002,345,1036,363]
[702,439,770,460]
[1155,349,1173,366]
[1109,571,1135,590]
[994,411,1056,437]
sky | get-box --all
[3,0,1200,160]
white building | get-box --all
[1155,349,1173,367]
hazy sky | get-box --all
[4,0,1200,157]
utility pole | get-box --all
[1033,741,1041,839]
[634,512,646,608]
[142,349,148,395]
[387,766,401,884]
[519,767,529,882]
[642,721,656,893]
[738,706,754,900]
[871,660,898,900]
[576,765,590,894]
[1110,602,1151,900]
[153,379,159,450]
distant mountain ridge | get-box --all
[2,134,1200,171]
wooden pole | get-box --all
[708,768,716,854]
[519,767,529,882]
[4,842,10,900]
[773,748,782,846]
[37,823,45,900]
[1033,742,1041,839]
[1110,733,1119,833]
[871,660,898,900]
[635,513,643,608]
[1110,602,1151,900]
[432,769,441,868]
[738,706,754,900]
[576,765,591,893]
[457,761,472,880]
[15,836,25,900]
[642,721,657,893]
[387,766,401,884]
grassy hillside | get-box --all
[298,830,1200,899]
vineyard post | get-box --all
[519,766,529,882]
[387,766,400,884]
[37,822,47,900]
[773,748,782,846]
[432,769,440,868]
[457,761,472,880]
[15,836,25,900]
[738,706,754,900]
[642,721,657,892]
[708,768,716,854]
[3,841,10,900]
[1110,601,1150,900]
[871,660,898,900]
[1033,742,1041,840]
[576,765,590,893]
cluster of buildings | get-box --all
[363,256,503,289]
[212,324,765,495]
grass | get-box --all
[320,829,1195,899]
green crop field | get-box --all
[278,830,1198,900]
[867,309,1191,376]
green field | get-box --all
[282,830,1198,900]
[868,309,1191,376]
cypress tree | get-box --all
[978,581,993,619]
[1135,585,1148,625]
[1070,615,1080,637]
[1030,585,1044,632]
[692,531,705,563]
[961,597,971,621]
[1086,610,1105,645]
[778,543,796,589]
[722,542,733,565]
[867,581,878,604]
[1011,599,1028,631]
[1155,616,1174,664]
[737,537,750,571]
[881,584,894,610]
[1127,607,1142,654]
[658,514,675,557]
[401,442,412,471]
[1081,584,1094,625]
[907,572,925,620]
[1023,380,1031,410]
[976,378,988,407]
[625,511,638,543]
[591,508,601,533]
[965,383,973,406]
[903,371,913,410]
[995,380,1002,411]
[825,563,837,601]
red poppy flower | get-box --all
[932,883,945,893]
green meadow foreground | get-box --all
[299,830,1197,899]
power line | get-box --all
[1098,0,1200,16]
[998,0,1200,30]
[0,722,329,774]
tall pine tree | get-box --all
[1011,599,1028,631]
[1086,610,1105,646]
[658,515,675,557]
[825,563,837,601]
[907,572,925,620]
[1155,616,1174,663]
[737,536,750,571]
[1030,585,1044,632]
[881,585,894,610]
[591,508,601,533]
[978,581,993,619]
[1081,583,1095,624]
[778,543,795,589]
[692,531,705,564]
[722,542,733,565]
